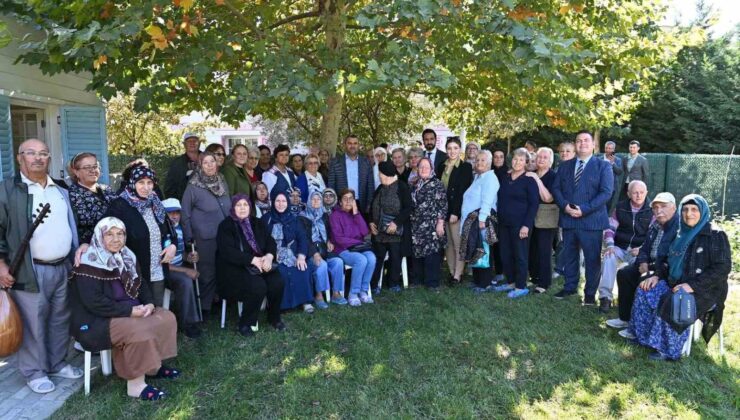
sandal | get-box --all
[146,366,181,380]
[139,384,166,401]
[27,377,55,394]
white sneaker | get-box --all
[618,329,636,340]
[606,318,629,329]
[551,272,561,279]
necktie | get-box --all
[427,152,432,159]
[574,160,584,186]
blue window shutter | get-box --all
[0,95,13,181]
[60,106,109,184]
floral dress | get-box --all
[410,177,447,258]
[69,182,116,244]
[629,280,690,360]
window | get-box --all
[225,136,258,153]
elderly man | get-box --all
[0,139,82,394]
[597,180,652,312]
[605,192,679,336]
[165,132,201,200]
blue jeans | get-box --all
[339,250,376,295]
[309,256,345,294]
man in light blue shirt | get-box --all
[345,154,359,201]
[328,135,374,213]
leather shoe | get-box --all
[271,321,287,332]
[238,325,255,337]
[583,295,596,306]
[598,298,611,313]
[185,323,202,339]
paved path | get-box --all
[0,349,96,420]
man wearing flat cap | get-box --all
[165,133,201,200]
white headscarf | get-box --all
[80,217,138,279]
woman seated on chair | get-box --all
[216,194,285,337]
[627,194,731,361]
[69,217,179,401]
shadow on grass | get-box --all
[52,279,739,419]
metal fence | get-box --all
[108,152,740,216]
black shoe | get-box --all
[583,295,597,306]
[238,325,255,337]
[271,321,287,332]
[554,289,576,299]
[184,323,202,339]
[598,298,612,313]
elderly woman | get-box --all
[437,137,473,285]
[627,194,730,361]
[254,181,271,217]
[527,147,557,293]
[372,147,388,190]
[369,162,412,293]
[221,144,252,197]
[68,152,117,244]
[263,192,314,312]
[205,143,227,169]
[329,188,377,306]
[460,151,499,292]
[300,191,348,306]
[390,147,410,182]
[216,195,286,336]
[493,148,539,298]
[296,153,327,203]
[465,142,480,165]
[105,166,178,307]
[70,217,179,400]
[406,146,424,186]
[181,152,231,314]
[410,158,448,289]
[244,145,261,185]
[322,188,338,213]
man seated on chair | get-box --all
[605,192,678,333]
[162,198,203,338]
[596,180,652,313]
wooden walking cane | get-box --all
[0,203,50,357]
[190,241,203,322]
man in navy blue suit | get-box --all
[551,130,614,304]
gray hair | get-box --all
[628,180,647,193]
[536,147,554,167]
[407,146,424,159]
[605,141,616,148]
[511,147,530,162]
[477,150,493,168]
[391,147,406,159]
[245,145,260,157]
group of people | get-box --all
[0,129,730,401]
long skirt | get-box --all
[629,280,690,360]
[278,264,313,310]
[109,308,177,380]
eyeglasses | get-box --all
[20,150,50,159]
[76,164,100,171]
[306,161,319,165]
[212,152,225,157]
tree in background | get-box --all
[106,93,181,156]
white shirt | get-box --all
[21,174,73,261]
[262,165,293,194]
[305,172,326,197]
[425,149,438,164]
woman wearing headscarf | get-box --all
[322,188,338,214]
[254,181,271,218]
[69,217,179,400]
[410,158,447,289]
[526,147,557,293]
[68,152,116,244]
[300,191,347,306]
[369,161,412,293]
[216,195,285,337]
[105,166,179,307]
[263,192,314,313]
[465,142,480,165]
[296,153,327,203]
[181,152,231,315]
[436,137,473,285]
[627,194,730,361]
[221,144,252,197]
[490,148,509,282]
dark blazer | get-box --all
[622,154,649,184]
[435,160,473,219]
[635,212,678,268]
[215,217,277,301]
[551,156,614,230]
[69,264,152,352]
[430,150,448,174]
[104,198,175,284]
[327,154,375,212]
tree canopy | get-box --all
[2,0,691,153]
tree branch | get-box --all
[268,10,321,30]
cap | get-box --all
[162,198,182,212]
[650,192,675,206]
[182,132,199,142]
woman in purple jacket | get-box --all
[329,189,377,306]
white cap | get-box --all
[182,132,199,142]
[162,198,182,212]
[650,192,676,206]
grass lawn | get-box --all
[54,278,739,419]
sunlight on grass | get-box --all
[496,343,511,358]
[290,353,347,381]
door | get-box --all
[60,106,109,184]
[0,96,13,180]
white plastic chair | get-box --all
[162,288,172,310]
[377,255,409,289]
[84,349,112,396]
[681,318,724,357]
[220,299,244,329]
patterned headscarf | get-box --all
[79,217,141,299]
[300,191,328,243]
[668,194,711,282]
[322,188,338,214]
[230,194,262,256]
[121,166,166,224]
[254,181,271,215]
[188,152,227,197]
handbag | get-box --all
[349,240,372,253]
[380,212,403,236]
[534,203,559,229]
[670,289,696,329]
[470,231,490,269]
[248,262,278,276]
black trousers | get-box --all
[491,242,503,276]
[371,241,402,289]
[499,224,530,289]
[528,227,556,289]
[472,267,492,288]
[237,270,284,328]
[413,251,442,288]
[616,264,643,322]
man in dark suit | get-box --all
[620,140,649,200]
[328,134,375,214]
[551,130,614,304]
[422,129,447,172]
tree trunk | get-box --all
[594,128,601,153]
[318,0,345,156]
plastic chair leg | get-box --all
[162,288,172,310]
[100,350,112,375]
[401,257,408,289]
[221,299,227,329]
[84,351,91,396]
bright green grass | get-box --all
[53,279,739,419]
